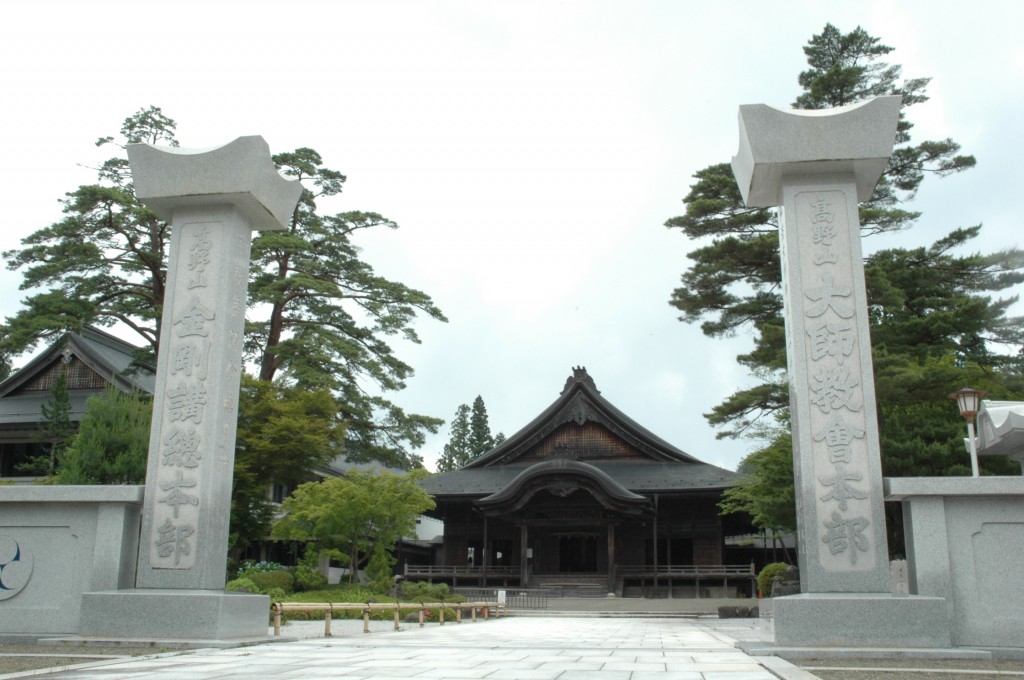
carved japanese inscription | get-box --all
[148,222,217,569]
[795,190,875,571]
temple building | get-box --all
[0,327,155,479]
[416,367,757,597]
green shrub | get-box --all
[265,587,287,602]
[226,577,259,593]
[401,581,457,602]
[757,562,790,597]
[293,564,327,591]
[250,570,295,594]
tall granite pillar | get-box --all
[79,137,301,642]
[731,97,950,648]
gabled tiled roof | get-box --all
[0,326,154,426]
[421,367,738,498]
[467,366,703,468]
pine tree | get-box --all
[17,369,73,476]
[2,107,445,469]
[55,388,152,484]
[435,404,472,472]
[468,395,495,457]
[676,25,1024,538]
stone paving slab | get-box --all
[0,617,797,680]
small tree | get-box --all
[231,377,346,558]
[55,388,152,484]
[271,469,435,587]
[17,369,74,476]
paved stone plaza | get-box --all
[2,616,812,680]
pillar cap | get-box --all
[128,136,302,231]
[731,96,902,208]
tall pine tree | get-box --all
[670,25,1024,535]
[1,107,445,469]
[436,404,472,473]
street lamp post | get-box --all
[949,387,986,477]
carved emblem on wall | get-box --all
[545,481,580,497]
[0,535,33,600]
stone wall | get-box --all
[0,485,143,635]
[886,476,1024,648]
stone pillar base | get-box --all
[774,593,950,648]
[79,589,270,641]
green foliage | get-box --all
[226,577,259,594]
[230,376,346,557]
[468,396,496,456]
[265,587,287,602]
[54,388,151,484]
[719,434,796,534]
[666,25,1024,536]
[293,545,328,592]
[665,24,1002,440]
[400,581,452,602]
[249,570,295,594]
[366,543,396,594]
[436,404,471,472]
[248,147,447,469]
[272,469,435,586]
[436,396,502,472]
[1,107,174,364]
[17,370,73,477]
[757,562,790,598]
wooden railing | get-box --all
[403,565,519,586]
[617,564,756,578]
[404,565,518,577]
[270,600,503,637]
[617,564,757,598]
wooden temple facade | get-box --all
[416,368,756,597]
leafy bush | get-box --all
[757,562,790,597]
[250,570,295,594]
[265,587,287,602]
[291,547,328,592]
[226,577,259,593]
[400,581,458,602]
[366,545,396,594]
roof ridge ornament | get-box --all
[562,366,599,395]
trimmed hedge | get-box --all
[250,570,295,594]
[757,562,789,597]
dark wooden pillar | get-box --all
[519,525,529,586]
[653,494,659,593]
[606,524,616,594]
[482,515,489,586]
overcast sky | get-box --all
[1,1,1022,472]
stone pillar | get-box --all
[79,137,302,642]
[732,98,949,648]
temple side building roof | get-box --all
[0,326,154,427]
